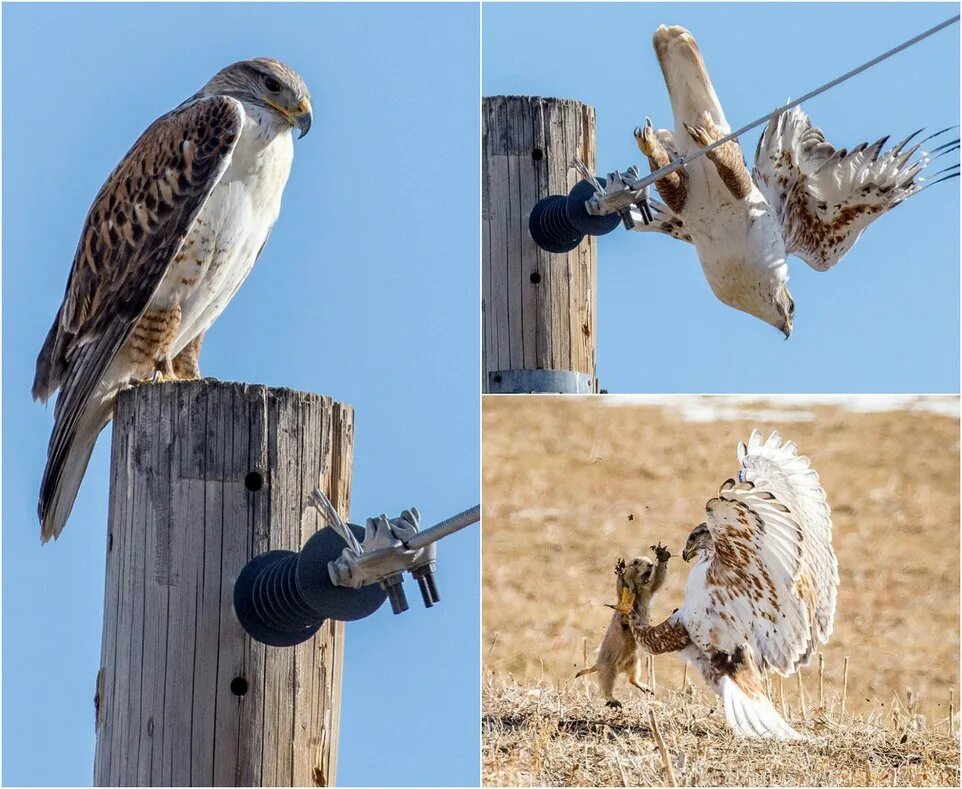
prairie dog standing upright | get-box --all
[575,544,671,707]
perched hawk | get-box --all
[33,58,312,541]
[627,430,838,739]
[633,25,958,336]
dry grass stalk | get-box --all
[949,688,955,735]
[612,745,630,787]
[798,672,808,719]
[819,653,826,709]
[841,656,850,721]
[647,708,677,788]
[779,676,787,719]
[681,662,688,691]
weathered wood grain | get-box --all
[94,380,351,787]
[481,96,599,392]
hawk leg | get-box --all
[628,613,691,655]
[128,305,184,384]
[634,119,689,215]
[172,332,205,380]
[683,119,752,200]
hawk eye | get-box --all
[264,76,282,93]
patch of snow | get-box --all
[600,395,959,421]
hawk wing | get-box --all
[34,95,243,402]
[681,430,838,677]
[34,95,243,539]
[753,107,958,271]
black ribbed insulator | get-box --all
[233,525,388,647]
[528,178,622,253]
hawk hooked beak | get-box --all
[293,97,313,138]
[681,546,694,562]
[265,95,313,138]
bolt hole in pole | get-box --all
[531,148,544,161]
[244,471,263,492]
[529,272,542,285]
[230,676,249,696]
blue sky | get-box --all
[3,3,478,786]
[484,2,961,393]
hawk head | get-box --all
[201,57,313,138]
[682,522,713,562]
[719,281,795,338]
[774,284,795,338]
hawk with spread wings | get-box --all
[627,430,838,739]
[33,58,312,542]
[634,25,958,336]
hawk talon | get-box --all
[605,699,623,709]
[634,117,659,158]
[684,121,715,149]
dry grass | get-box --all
[482,397,960,786]
[483,673,960,786]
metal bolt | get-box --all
[381,574,409,614]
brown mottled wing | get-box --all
[33,95,243,403]
[753,106,956,271]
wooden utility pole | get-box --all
[94,380,352,787]
[482,95,599,394]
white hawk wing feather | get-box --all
[753,106,959,271]
[684,430,838,676]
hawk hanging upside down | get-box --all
[621,430,839,739]
[634,25,958,336]
[33,58,312,541]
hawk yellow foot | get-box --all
[148,355,178,384]
[149,370,180,385]
[683,121,716,149]
[634,117,661,158]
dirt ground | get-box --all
[482,397,959,730]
